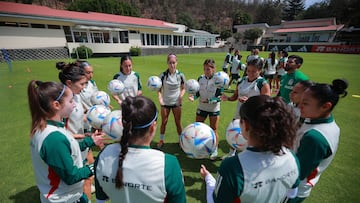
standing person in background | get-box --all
[275,50,288,92]
[157,53,186,149]
[221,58,270,159]
[222,47,234,75]
[277,55,309,104]
[56,62,96,201]
[95,96,186,203]
[28,80,105,203]
[112,55,142,107]
[263,51,278,93]
[287,79,348,203]
[200,95,300,203]
[228,49,242,88]
[189,59,223,160]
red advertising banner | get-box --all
[311,45,360,54]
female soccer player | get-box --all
[157,53,186,148]
[263,51,278,92]
[288,79,348,203]
[189,59,223,160]
[221,58,270,158]
[112,55,142,107]
[95,96,186,203]
[200,95,300,203]
[28,80,105,203]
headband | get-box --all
[133,111,158,129]
[55,85,66,101]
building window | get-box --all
[74,31,88,43]
[91,32,104,43]
[120,31,129,43]
[161,34,171,46]
[63,26,73,42]
[0,21,17,27]
[141,33,146,46]
[111,31,119,43]
[31,23,46,28]
[173,35,183,46]
[48,24,61,29]
[18,23,29,27]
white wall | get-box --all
[67,42,131,54]
[0,27,66,49]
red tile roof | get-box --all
[274,25,344,33]
[0,1,174,29]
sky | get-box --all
[305,0,323,8]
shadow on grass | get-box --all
[150,141,220,202]
[9,185,40,203]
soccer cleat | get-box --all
[157,140,164,149]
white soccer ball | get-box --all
[185,79,200,94]
[214,71,230,88]
[86,104,111,129]
[241,63,246,71]
[107,79,125,94]
[180,122,217,159]
[147,76,162,91]
[102,110,123,141]
[226,119,247,151]
[91,91,111,107]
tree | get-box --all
[233,32,243,43]
[177,12,197,29]
[233,10,252,25]
[67,0,140,17]
[283,0,305,21]
[302,2,331,19]
[243,28,263,44]
[255,1,282,25]
[220,30,232,40]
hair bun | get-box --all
[332,79,348,97]
[56,62,66,70]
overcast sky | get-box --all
[305,0,323,8]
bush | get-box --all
[130,46,141,56]
[74,45,93,59]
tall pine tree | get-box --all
[283,0,305,21]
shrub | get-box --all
[74,45,93,59]
[130,46,141,56]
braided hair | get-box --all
[115,96,158,188]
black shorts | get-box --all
[231,74,240,80]
[161,104,181,109]
[264,74,275,79]
[196,109,220,117]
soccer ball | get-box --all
[214,71,230,88]
[102,110,123,141]
[86,104,111,129]
[185,79,200,94]
[180,122,217,159]
[241,63,246,71]
[107,79,125,94]
[91,91,111,107]
[147,76,162,91]
[226,119,247,151]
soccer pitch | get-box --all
[0,52,359,202]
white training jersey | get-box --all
[296,117,340,198]
[96,144,167,202]
[234,77,267,119]
[31,124,84,203]
[197,75,221,113]
[80,80,98,111]
[160,69,185,106]
[238,147,299,203]
[114,71,141,101]
[264,58,279,75]
[231,56,241,74]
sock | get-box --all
[159,134,164,141]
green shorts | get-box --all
[196,109,220,117]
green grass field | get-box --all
[1,52,360,202]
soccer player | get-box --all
[200,95,300,203]
[289,80,313,121]
[27,80,105,203]
[221,58,270,158]
[277,55,309,104]
[288,79,348,203]
[112,55,142,107]
[189,59,223,160]
[95,96,186,203]
[156,53,186,148]
[221,47,234,74]
[263,51,278,92]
